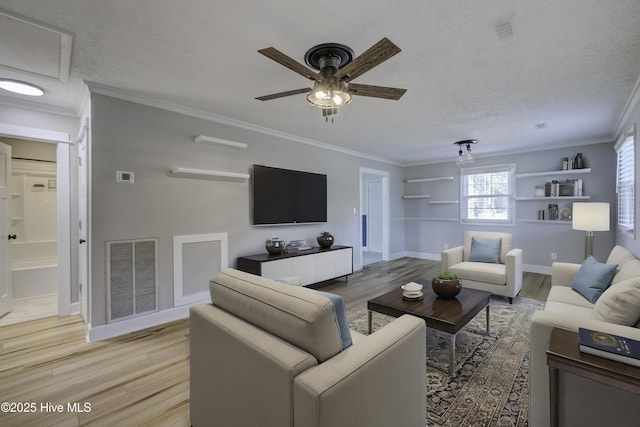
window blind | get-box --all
[616,134,635,231]
[460,164,515,225]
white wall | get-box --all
[88,93,405,327]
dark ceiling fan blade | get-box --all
[257,47,322,81]
[348,83,406,100]
[255,87,312,101]
[334,37,401,82]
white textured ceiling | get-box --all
[0,0,639,165]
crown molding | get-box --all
[85,82,402,167]
[0,94,77,117]
[612,72,640,139]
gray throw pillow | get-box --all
[468,237,502,263]
[571,256,617,303]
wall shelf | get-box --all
[168,167,250,181]
[518,219,573,225]
[515,196,591,201]
[515,168,591,178]
[405,176,455,183]
[429,200,459,204]
[402,195,432,199]
[193,135,248,149]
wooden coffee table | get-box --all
[367,286,491,375]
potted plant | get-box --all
[432,271,462,299]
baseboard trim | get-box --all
[87,299,210,342]
[523,264,552,275]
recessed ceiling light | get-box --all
[0,79,45,96]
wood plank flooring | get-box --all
[0,258,549,426]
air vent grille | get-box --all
[495,21,514,40]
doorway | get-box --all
[0,138,58,326]
[359,168,390,267]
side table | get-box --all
[546,327,640,427]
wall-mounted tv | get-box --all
[252,164,327,226]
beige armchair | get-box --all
[441,231,523,303]
[190,268,427,427]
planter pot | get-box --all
[432,278,462,299]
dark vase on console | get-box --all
[317,232,334,248]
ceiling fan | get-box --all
[255,37,406,121]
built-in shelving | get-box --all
[515,168,591,178]
[402,194,432,199]
[515,196,591,201]
[168,167,250,180]
[405,176,455,183]
[518,219,572,225]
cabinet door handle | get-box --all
[79,239,86,244]
[7,234,17,240]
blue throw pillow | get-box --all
[571,256,618,303]
[468,237,502,263]
[317,291,352,350]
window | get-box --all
[460,164,515,225]
[616,124,635,235]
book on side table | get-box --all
[578,327,640,368]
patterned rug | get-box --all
[347,296,543,427]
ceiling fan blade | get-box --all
[334,37,401,82]
[258,47,322,81]
[255,87,312,101]
[348,83,406,100]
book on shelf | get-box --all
[578,327,640,368]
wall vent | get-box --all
[495,21,515,40]
[107,238,158,322]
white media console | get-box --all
[236,245,353,287]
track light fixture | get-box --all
[454,139,478,165]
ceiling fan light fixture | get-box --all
[0,79,45,96]
[307,80,351,109]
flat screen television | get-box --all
[252,164,327,225]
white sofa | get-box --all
[441,231,523,303]
[190,268,427,427]
[529,245,640,427]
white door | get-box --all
[0,142,13,318]
[78,133,88,322]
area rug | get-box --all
[347,296,543,427]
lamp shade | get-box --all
[572,202,610,231]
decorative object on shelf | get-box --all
[453,139,478,165]
[559,206,572,221]
[572,202,610,259]
[265,238,287,255]
[574,152,584,169]
[548,203,559,220]
[432,271,462,299]
[316,231,334,248]
[534,186,545,197]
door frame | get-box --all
[359,167,390,268]
[0,124,73,316]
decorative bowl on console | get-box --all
[265,238,286,255]
[316,231,334,248]
[432,271,462,299]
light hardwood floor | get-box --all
[0,258,549,426]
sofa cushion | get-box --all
[316,291,352,349]
[606,245,637,269]
[463,231,513,264]
[546,285,595,309]
[611,258,640,286]
[210,268,344,362]
[468,237,502,263]
[449,261,506,285]
[593,278,640,326]
[570,256,617,303]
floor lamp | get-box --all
[572,202,610,259]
